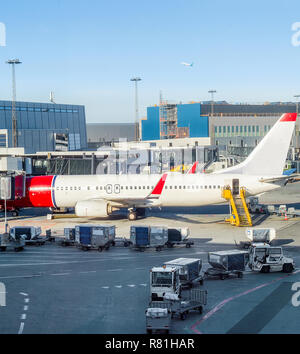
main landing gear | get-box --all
[127,208,146,221]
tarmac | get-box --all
[0,181,299,334]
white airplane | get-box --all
[3,113,297,220]
[181,62,194,67]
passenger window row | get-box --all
[56,185,221,191]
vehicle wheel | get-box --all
[124,242,129,247]
[199,279,204,286]
[11,211,18,217]
[111,241,115,247]
[98,247,103,252]
[165,329,169,334]
[14,248,20,252]
[198,306,203,314]
[186,243,191,248]
[283,263,294,273]
[0,247,6,252]
[261,266,270,273]
[180,312,187,320]
[128,211,137,221]
[166,242,172,248]
[220,274,225,280]
[238,272,243,278]
[147,329,152,334]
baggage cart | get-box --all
[205,250,248,280]
[0,232,25,252]
[145,304,172,334]
[130,226,168,251]
[75,225,113,251]
[165,228,193,248]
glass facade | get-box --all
[0,100,87,153]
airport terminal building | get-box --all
[0,100,87,153]
[141,102,299,156]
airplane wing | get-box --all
[91,173,168,207]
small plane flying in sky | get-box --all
[181,62,194,67]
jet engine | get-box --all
[75,200,110,218]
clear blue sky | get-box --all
[0,0,300,123]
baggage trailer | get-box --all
[148,289,207,324]
[130,226,168,251]
[237,228,276,249]
[0,232,25,252]
[145,304,172,334]
[9,226,44,246]
[60,228,76,247]
[164,258,204,288]
[75,225,115,251]
[167,289,207,320]
[205,250,249,280]
[165,228,193,248]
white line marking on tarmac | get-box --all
[21,314,26,320]
[24,298,29,303]
[127,285,135,288]
[108,269,123,272]
[0,275,42,280]
[79,271,97,274]
[18,322,25,335]
[24,306,28,311]
[51,273,70,276]
[102,286,110,289]
[20,292,28,296]
[115,285,122,288]
[140,284,147,287]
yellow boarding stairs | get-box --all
[222,186,252,227]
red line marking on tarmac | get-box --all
[190,270,300,334]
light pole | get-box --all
[6,59,22,148]
[131,77,142,141]
[294,94,300,151]
[208,90,217,117]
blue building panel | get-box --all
[177,103,209,138]
[141,106,160,141]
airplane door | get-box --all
[232,179,239,195]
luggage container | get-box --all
[9,226,44,246]
[0,232,25,252]
[205,250,249,279]
[145,306,171,334]
[166,227,193,248]
[75,225,114,251]
[237,228,276,249]
[164,258,203,287]
[60,227,76,247]
[130,226,168,251]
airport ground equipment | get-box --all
[205,250,249,279]
[0,232,25,252]
[9,226,44,246]
[148,288,207,327]
[145,305,172,334]
[130,226,168,251]
[165,228,193,248]
[163,258,204,288]
[267,204,288,216]
[150,265,181,301]
[237,228,276,249]
[75,225,116,251]
[114,237,131,247]
[246,196,267,214]
[45,229,55,242]
[60,227,76,247]
[222,186,252,227]
[248,243,294,273]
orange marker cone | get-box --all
[284,212,288,221]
